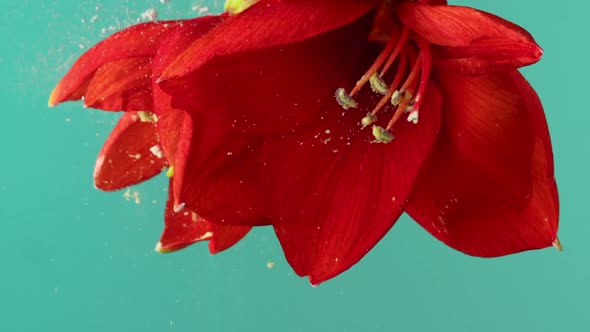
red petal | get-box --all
[158,181,250,254]
[83,57,153,111]
[261,84,442,284]
[151,16,223,205]
[49,20,183,107]
[406,70,558,257]
[160,0,379,81]
[177,112,270,226]
[418,0,447,4]
[94,112,167,191]
[208,223,251,255]
[396,3,542,74]
[160,11,378,136]
[167,16,385,227]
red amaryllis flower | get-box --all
[50,0,560,285]
[157,0,559,283]
[49,15,251,254]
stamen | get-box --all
[348,28,403,97]
[370,54,408,116]
[379,26,409,77]
[372,125,395,143]
[412,37,432,111]
[400,55,422,93]
[335,88,358,110]
[385,93,412,130]
[390,90,401,106]
[333,23,432,144]
[361,113,377,128]
[369,74,389,95]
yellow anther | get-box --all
[361,113,377,128]
[369,73,389,95]
[224,0,259,14]
[166,166,175,178]
[138,111,158,123]
[372,125,395,143]
[390,90,401,106]
[335,88,358,110]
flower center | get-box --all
[335,14,431,144]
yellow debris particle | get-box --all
[137,111,158,123]
[266,261,275,269]
[166,166,174,178]
[553,237,563,252]
[224,0,259,14]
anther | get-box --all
[361,113,377,128]
[390,90,401,106]
[369,73,389,95]
[407,111,419,124]
[372,125,395,143]
[335,88,358,110]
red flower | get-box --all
[50,0,560,285]
[49,15,251,254]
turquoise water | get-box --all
[2,1,587,331]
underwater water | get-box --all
[1,0,588,331]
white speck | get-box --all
[227,151,233,156]
[407,111,419,124]
[140,8,158,21]
[325,129,331,134]
[191,4,209,13]
[149,144,164,158]
[123,189,141,204]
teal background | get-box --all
[1,1,587,331]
